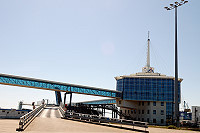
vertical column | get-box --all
[112,106,113,118]
[102,105,103,116]
[104,106,106,116]
[174,6,180,127]
[55,91,62,105]
[64,92,67,106]
[69,92,73,111]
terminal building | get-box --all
[115,34,183,125]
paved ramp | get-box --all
[1,119,199,133]
[39,107,61,118]
[24,106,135,133]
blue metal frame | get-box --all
[0,73,122,98]
[79,99,116,105]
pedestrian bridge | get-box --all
[21,106,145,133]
[0,73,122,98]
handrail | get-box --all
[63,111,148,131]
[16,104,45,131]
[59,105,66,118]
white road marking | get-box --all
[40,109,49,118]
[50,108,57,118]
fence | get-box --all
[63,111,148,131]
[16,104,45,131]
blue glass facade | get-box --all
[116,77,180,102]
[116,77,181,124]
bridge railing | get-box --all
[16,104,45,131]
[59,103,66,117]
[63,111,148,131]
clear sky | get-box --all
[0,0,199,109]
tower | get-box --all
[115,32,183,125]
[142,31,154,73]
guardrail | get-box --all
[16,104,45,131]
[63,111,148,131]
[59,105,66,117]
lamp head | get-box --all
[164,7,169,10]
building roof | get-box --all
[115,72,183,82]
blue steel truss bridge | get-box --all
[0,73,122,104]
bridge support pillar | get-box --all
[55,91,62,105]
[64,92,67,106]
[112,109,113,118]
[69,92,72,108]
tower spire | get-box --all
[142,31,154,73]
[147,31,150,67]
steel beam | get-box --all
[0,73,122,98]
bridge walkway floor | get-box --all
[0,118,198,133]
[24,106,135,133]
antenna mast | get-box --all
[142,31,154,73]
[147,31,150,67]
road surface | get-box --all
[0,106,199,133]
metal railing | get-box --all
[63,111,148,131]
[16,104,45,131]
[59,104,66,118]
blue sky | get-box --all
[0,0,199,109]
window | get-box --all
[153,110,156,114]
[148,101,150,106]
[119,101,121,104]
[153,102,156,106]
[142,118,144,122]
[161,110,164,115]
[131,110,133,114]
[18,112,20,114]
[138,118,140,121]
[147,110,150,114]
[125,110,127,114]
[134,110,136,114]
[128,110,130,114]
[161,119,164,124]
[147,118,149,122]
[142,102,144,106]
[139,102,141,106]
[153,119,156,123]
[161,102,164,106]
[142,110,144,114]
[2,110,5,112]
[139,110,141,114]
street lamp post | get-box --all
[164,0,188,127]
